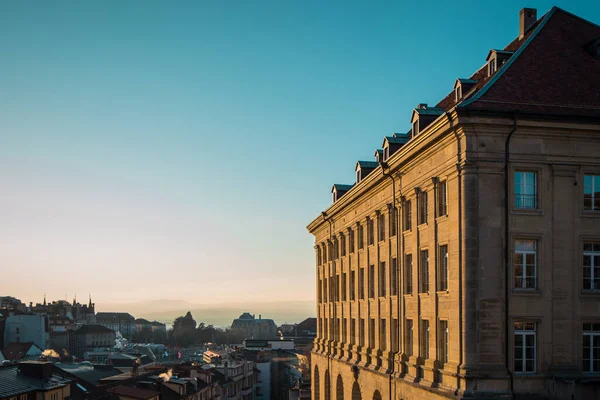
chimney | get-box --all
[519,8,537,39]
[417,103,428,110]
[18,362,53,380]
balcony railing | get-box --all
[514,194,537,209]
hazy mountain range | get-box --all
[97,299,316,328]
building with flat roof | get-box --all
[307,7,600,400]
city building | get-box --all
[3,314,47,349]
[0,297,26,314]
[74,325,116,359]
[307,7,600,400]
[96,312,136,339]
[231,313,277,340]
[0,362,72,400]
[31,295,96,324]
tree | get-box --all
[171,311,197,347]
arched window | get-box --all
[352,381,362,400]
[313,366,320,400]
[373,390,382,400]
[336,375,344,400]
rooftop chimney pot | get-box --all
[417,103,427,110]
[519,8,537,39]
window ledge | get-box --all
[511,208,543,216]
[403,293,414,298]
[418,292,430,298]
[511,289,542,296]
[403,230,413,236]
[581,211,600,218]
[436,215,448,222]
[436,290,450,296]
[580,291,600,297]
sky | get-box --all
[1,0,598,308]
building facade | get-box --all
[3,314,47,350]
[231,313,277,340]
[307,7,600,400]
[74,325,116,359]
[96,312,136,339]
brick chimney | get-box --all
[18,361,53,380]
[519,8,537,39]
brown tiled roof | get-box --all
[461,8,600,117]
[435,11,545,113]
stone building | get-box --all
[307,7,600,400]
[74,324,116,359]
[231,313,277,340]
[96,312,136,339]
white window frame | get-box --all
[514,239,537,289]
[514,171,537,209]
[583,242,600,291]
[584,174,600,211]
[438,245,449,291]
[514,321,536,374]
[583,323,600,373]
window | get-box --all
[342,318,347,343]
[583,323,600,372]
[335,274,340,301]
[342,272,347,301]
[455,85,462,101]
[584,242,600,291]
[412,120,419,136]
[380,319,387,351]
[328,242,332,262]
[324,277,328,302]
[322,245,327,264]
[420,320,430,360]
[405,254,413,294]
[514,171,537,209]
[438,245,449,291]
[317,247,321,266]
[16,327,20,334]
[439,320,448,364]
[358,224,364,250]
[437,180,447,216]
[403,200,412,231]
[420,250,429,293]
[383,146,389,161]
[368,265,375,298]
[390,207,397,237]
[359,319,365,346]
[350,319,356,345]
[359,268,365,299]
[369,318,376,348]
[379,262,386,297]
[391,258,398,296]
[367,217,374,246]
[514,239,537,289]
[584,175,600,211]
[418,190,428,224]
[405,319,413,356]
[514,321,536,373]
[378,212,385,242]
[334,239,339,259]
[356,169,361,183]
[349,229,355,253]
[489,58,497,75]
[350,270,356,300]
[341,233,346,257]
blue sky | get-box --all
[1,1,598,307]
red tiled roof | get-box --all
[2,342,37,360]
[463,8,600,117]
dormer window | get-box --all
[383,146,389,161]
[356,169,361,183]
[412,120,419,136]
[489,58,497,75]
[455,85,462,101]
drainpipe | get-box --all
[504,115,518,396]
[380,161,398,400]
[321,211,334,400]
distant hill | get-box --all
[98,299,316,328]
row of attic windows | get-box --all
[329,38,520,204]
